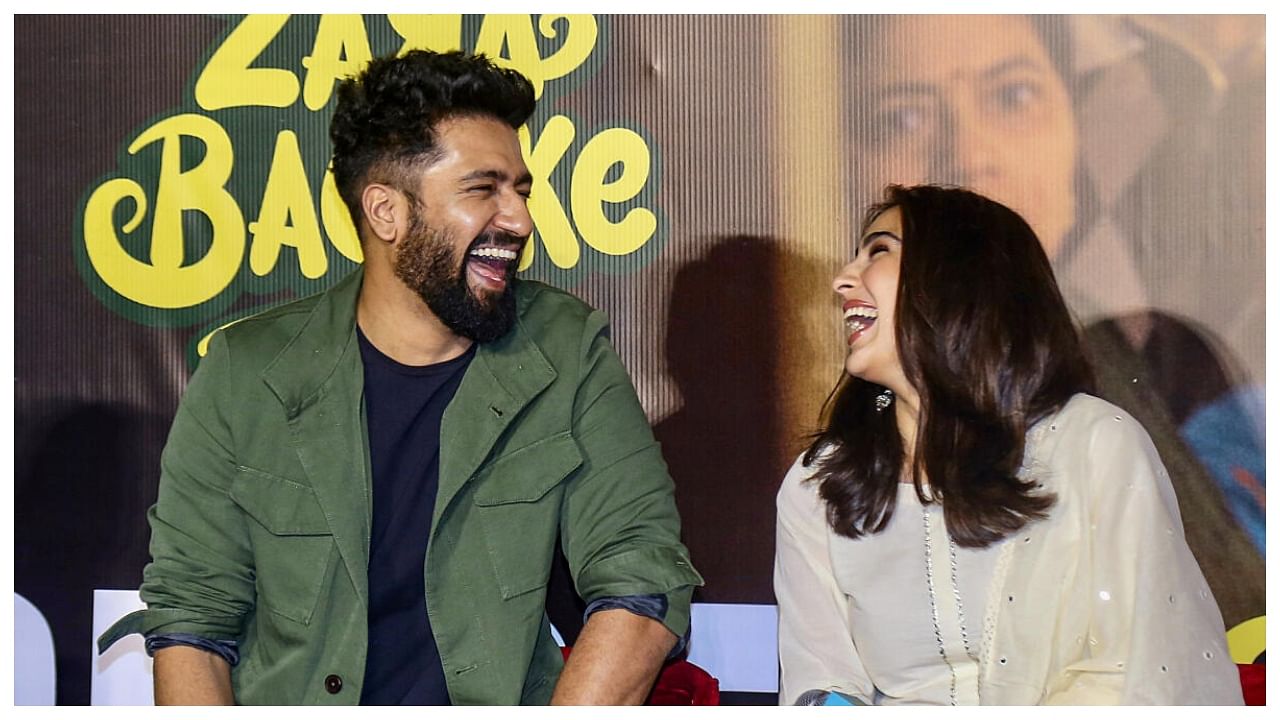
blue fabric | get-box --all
[1180,385,1265,556]
[145,633,239,667]
[584,594,689,659]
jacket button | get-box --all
[324,674,343,694]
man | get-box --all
[98,50,702,705]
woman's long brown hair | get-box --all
[804,184,1095,547]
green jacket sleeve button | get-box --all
[324,674,343,694]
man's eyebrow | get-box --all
[458,169,534,186]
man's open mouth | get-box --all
[467,246,520,288]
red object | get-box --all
[560,646,721,705]
[1238,663,1265,706]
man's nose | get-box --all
[494,192,534,238]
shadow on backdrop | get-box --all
[655,236,817,605]
[15,403,167,705]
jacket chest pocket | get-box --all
[472,433,583,599]
[230,466,337,626]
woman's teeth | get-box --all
[844,305,877,332]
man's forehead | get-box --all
[426,116,529,179]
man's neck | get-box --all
[356,268,474,366]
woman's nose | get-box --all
[832,261,860,295]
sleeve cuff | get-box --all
[97,607,244,656]
[145,633,240,667]
[583,594,689,659]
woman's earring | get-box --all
[874,388,894,413]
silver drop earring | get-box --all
[874,388,894,413]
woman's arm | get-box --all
[1048,405,1242,705]
[774,458,874,705]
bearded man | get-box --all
[98,50,702,706]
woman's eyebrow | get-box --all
[857,229,901,256]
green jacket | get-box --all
[98,268,703,704]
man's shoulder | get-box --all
[209,290,331,365]
[514,279,601,336]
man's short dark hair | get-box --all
[329,50,536,228]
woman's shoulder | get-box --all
[1033,392,1149,449]
[777,449,826,514]
[780,449,820,488]
[1030,392,1165,491]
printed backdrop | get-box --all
[15,15,1265,704]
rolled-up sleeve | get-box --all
[98,330,255,654]
[557,310,703,641]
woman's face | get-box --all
[852,15,1077,258]
[833,206,910,393]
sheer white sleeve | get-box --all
[1048,406,1242,705]
[774,455,875,705]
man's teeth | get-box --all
[470,247,519,261]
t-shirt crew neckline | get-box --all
[356,325,477,377]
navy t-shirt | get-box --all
[357,327,475,705]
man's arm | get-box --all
[154,646,235,705]
[550,609,676,705]
[551,307,702,704]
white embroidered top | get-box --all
[775,393,1242,705]
[828,484,1004,705]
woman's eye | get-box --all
[993,80,1041,113]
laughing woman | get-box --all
[774,185,1241,705]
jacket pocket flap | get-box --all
[473,433,582,506]
[230,466,332,535]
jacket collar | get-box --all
[260,268,556,415]
[261,267,365,416]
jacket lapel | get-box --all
[435,285,557,526]
[260,268,371,609]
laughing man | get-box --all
[99,50,702,706]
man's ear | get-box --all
[362,183,403,245]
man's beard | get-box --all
[393,213,520,344]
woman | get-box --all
[840,15,1265,631]
[774,185,1241,705]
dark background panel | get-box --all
[15,15,226,705]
